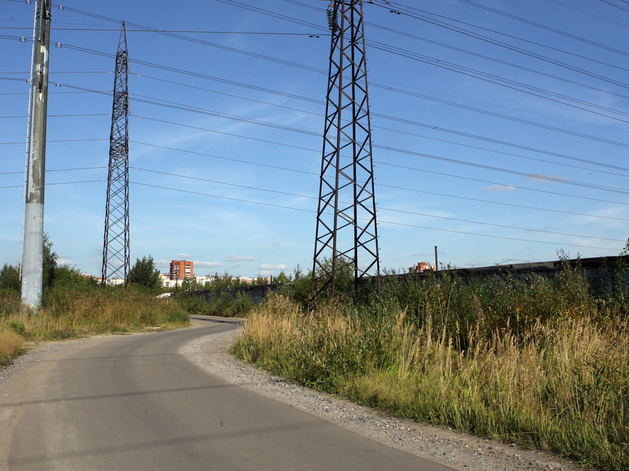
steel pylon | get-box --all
[311,0,379,300]
[102,22,130,286]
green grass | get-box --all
[232,265,629,471]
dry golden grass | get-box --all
[0,287,189,343]
[0,331,24,365]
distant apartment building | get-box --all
[410,262,436,274]
[170,260,193,280]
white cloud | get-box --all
[259,264,289,271]
[225,255,256,262]
[194,261,226,269]
[526,174,567,184]
[482,185,516,192]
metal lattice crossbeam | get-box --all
[312,0,379,300]
[102,22,130,285]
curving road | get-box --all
[3,317,454,471]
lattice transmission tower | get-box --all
[311,0,379,300]
[102,22,130,285]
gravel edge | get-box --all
[180,324,594,471]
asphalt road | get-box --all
[3,317,454,471]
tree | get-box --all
[128,256,162,289]
[275,271,290,284]
[0,263,20,291]
[43,233,57,288]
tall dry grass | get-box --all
[0,286,189,359]
[0,331,24,366]
[232,294,629,471]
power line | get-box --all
[454,0,629,57]
[377,160,629,208]
[3,157,624,224]
[121,100,629,195]
[369,41,629,125]
[124,75,629,175]
[50,39,629,166]
[547,0,629,29]
[130,180,618,251]
[0,113,109,118]
[34,36,629,168]
[12,4,627,126]
[599,0,629,14]
[131,140,315,175]
[0,138,106,145]
[126,75,628,178]
[128,141,629,216]
[0,166,106,175]
[0,179,104,189]
[0,26,323,35]
[384,0,629,60]
[50,81,619,182]
[128,114,629,202]
[131,167,623,243]
[284,0,629,104]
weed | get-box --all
[233,264,629,471]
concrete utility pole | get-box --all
[21,0,51,308]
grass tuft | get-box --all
[0,331,24,366]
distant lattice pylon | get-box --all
[102,22,130,286]
[311,0,380,300]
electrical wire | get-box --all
[284,0,629,103]
[3,155,626,224]
[123,74,629,174]
[127,74,629,178]
[115,97,629,195]
[547,0,629,29]
[10,2,629,126]
[0,26,323,35]
[454,0,629,57]
[0,113,109,118]
[47,40,629,165]
[129,181,618,251]
[3,2,624,251]
[0,179,104,189]
[45,80,621,180]
[128,140,629,209]
[599,0,629,14]
[6,34,629,173]
[132,90,629,181]
[0,138,106,145]
[131,167,623,242]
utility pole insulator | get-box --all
[22,0,52,308]
[312,0,380,300]
[102,22,130,286]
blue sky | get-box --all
[1,0,629,278]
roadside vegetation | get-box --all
[231,253,629,471]
[172,269,293,317]
[0,239,189,366]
